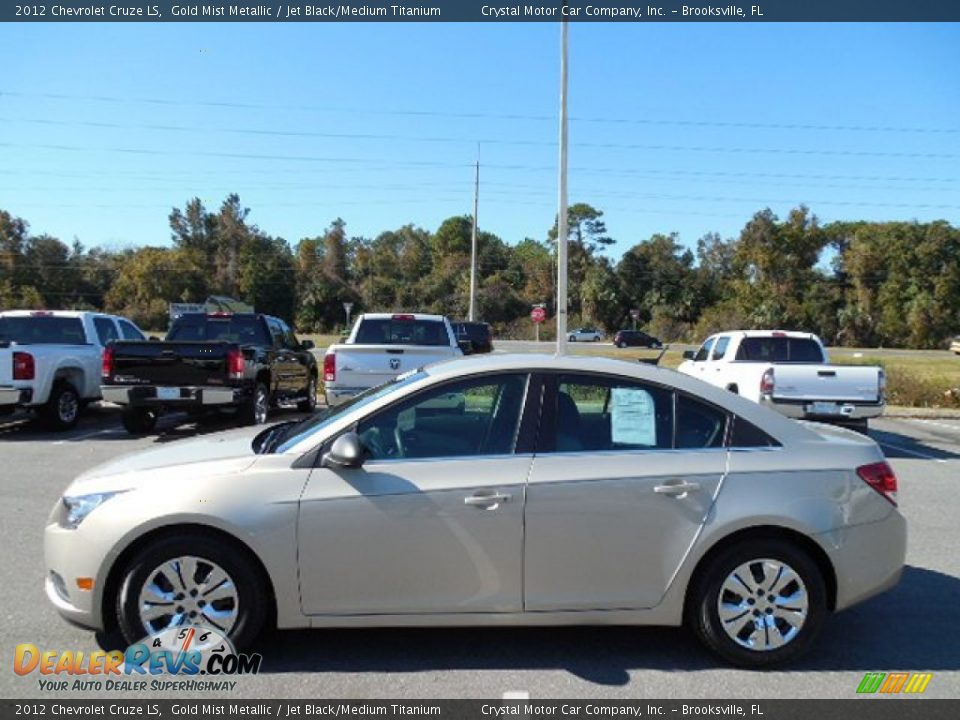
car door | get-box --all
[297,372,535,616]
[705,335,731,385]
[281,321,310,393]
[524,373,728,611]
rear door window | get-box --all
[355,318,448,346]
[118,320,144,341]
[0,316,87,344]
[93,317,119,345]
[167,315,270,344]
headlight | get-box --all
[61,492,124,529]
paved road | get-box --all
[1,407,957,700]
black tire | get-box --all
[121,407,158,435]
[239,382,270,426]
[297,375,318,413]
[568,335,576,342]
[686,538,827,668]
[115,534,267,651]
[42,381,82,431]
[617,341,626,349]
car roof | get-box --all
[1,310,112,319]
[361,313,447,321]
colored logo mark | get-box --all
[857,672,933,694]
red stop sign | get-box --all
[531,307,546,323]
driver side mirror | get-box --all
[321,432,366,469]
[682,350,696,360]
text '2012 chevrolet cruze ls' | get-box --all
[44,354,906,667]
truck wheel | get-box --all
[297,376,318,413]
[239,382,270,426]
[122,408,158,435]
[42,382,81,431]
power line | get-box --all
[2,119,956,159]
[3,89,957,134]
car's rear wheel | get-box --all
[42,381,81,431]
[121,407,158,435]
[115,534,266,650]
[687,539,827,668]
[297,376,317,412]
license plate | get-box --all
[807,401,842,415]
[156,387,181,401]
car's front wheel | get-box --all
[115,534,267,650]
[686,539,827,668]
[568,335,577,342]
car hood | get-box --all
[68,431,259,491]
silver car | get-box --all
[44,355,905,667]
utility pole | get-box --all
[468,153,479,321]
[555,18,570,356]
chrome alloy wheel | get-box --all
[254,386,268,424]
[137,556,239,636]
[716,558,808,651]
[58,389,79,424]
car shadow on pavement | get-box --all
[869,427,960,460]
[248,566,959,683]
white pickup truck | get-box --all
[322,313,465,405]
[677,330,885,429]
[0,310,147,429]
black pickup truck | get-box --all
[101,312,318,434]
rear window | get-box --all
[355,319,449,346]
[167,315,269,344]
[454,323,491,342]
[0,316,87,345]
[735,337,824,363]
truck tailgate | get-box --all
[108,341,233,387]
[333,345,455,387]
[772,365,881,403]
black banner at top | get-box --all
[4,0,960,22]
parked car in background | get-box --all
[613,329,663,349]
[322,313,464,405]
[568,327,603,342]
[678,330,885,430]
[452,320,494,354]
[102,312,317,434]
[0,310,147,430]
[45,354,905,668]
[951,336,960,355]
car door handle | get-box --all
[464,492,512,508]
[654,481,701,496]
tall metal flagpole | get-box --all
[555,18,569,356]
[469,151,479,321]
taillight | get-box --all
[101,346,115,379]
[323,353,336,383]
[226,348,245,380]
[857,461,898,506]
[391,314,415,321]
[760,368,775,395]
[13,351,35,380]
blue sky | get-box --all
[1,22,957,260]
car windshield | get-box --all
[167,315,269,344]
[0,316,87,345]
[354,319,448,346]
[269,370,429,453]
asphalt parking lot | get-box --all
[1,404,958,700]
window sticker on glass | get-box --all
[611,387,657,446]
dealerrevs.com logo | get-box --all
[856,672,933,694]
[14,626,261,692]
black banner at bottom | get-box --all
[3,700,959,720]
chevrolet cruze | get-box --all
[44,355,906,667]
